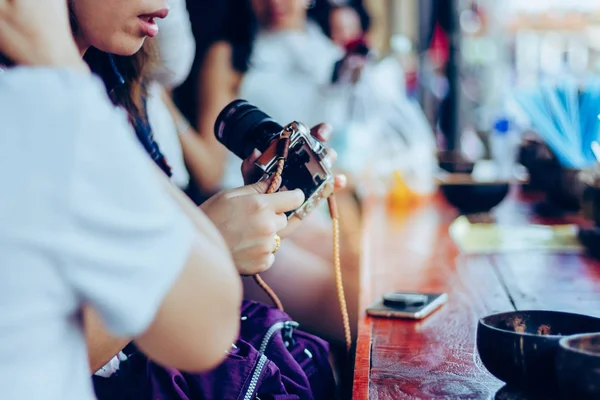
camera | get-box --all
[214,100,334,219]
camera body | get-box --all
[254,121,334,219]
[215,100,334,220]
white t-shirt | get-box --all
[0,68,196,400]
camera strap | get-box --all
[254,131,352,352]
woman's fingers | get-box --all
[241,149,263,185]
[234,240,278,276]
[334,174,347,191]
[264,189,305,214]
[310,123,333,142]
[273,213,288,233]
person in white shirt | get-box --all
[0,1,246,399]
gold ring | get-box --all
[272,234,281,254]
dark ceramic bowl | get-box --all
[477,311,600,391]
[546,168,585,212]
[439,181,509,214]
[556,333,600,399]
[518,135,561,192]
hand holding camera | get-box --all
[241,123,345,238]
[241,123,344,188]
[200,179,304,276]
[0,0,84,68]
[215,100,346,238]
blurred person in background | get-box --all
[0,0,244,399]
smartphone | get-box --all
[366,292,448,320]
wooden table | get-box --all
[352,189,600,399]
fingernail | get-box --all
[319,124,333,140]
[295,189,306,202]
[337,175,347,187]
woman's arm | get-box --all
[84,168,232,374]
[134,170,241,371]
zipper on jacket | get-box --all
[243,353,268,400]
[258,321,299,354]
[242,318,299,399]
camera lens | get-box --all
[214,100,284,159]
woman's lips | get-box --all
[138,8,169,38]
[138,17,159,37]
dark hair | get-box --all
[85,43,171,176]
[310,0,371,39]
[84,45,155,129]
[110,45,156,127]
[220,0,259,73]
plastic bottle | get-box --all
[490,117,519,180]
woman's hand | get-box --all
[0,0,84,68]
[200,181,305,276]
[241,123,346,237]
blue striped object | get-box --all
[511,80,600,169]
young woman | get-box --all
[0,0,243,399]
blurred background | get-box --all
[174,0,600,215]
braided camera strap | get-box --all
[253,133,352,352]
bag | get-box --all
[93,301,336,400]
